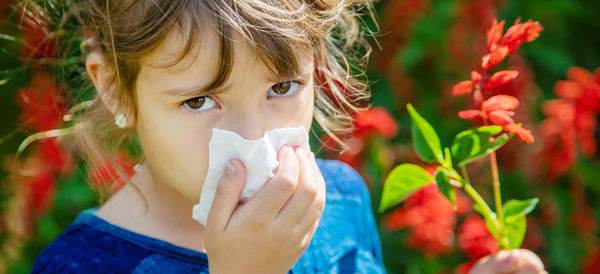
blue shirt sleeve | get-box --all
[290,159,386,273]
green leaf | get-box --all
[502,198,539,249]
[406,104,443,163]
[435,170,456,210]
[379,164,434,213]
[451,125,513,166]
[473,203,500,239]
[504,215,527,249]
[503,198,539,224]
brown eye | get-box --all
[268,81,301,97]
[272,82,291,95]
[183,96,217,111]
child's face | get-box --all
[133,27,315,202]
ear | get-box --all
[85,51,134,127]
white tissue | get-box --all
[192,127,310,226]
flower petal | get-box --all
[452,80,474,96]
[484,70,519,91]
[481,46,509,71]
[458,110,481,120]
[488,110,515,126]
[500,19,543,54]
[471,71,482,84]
[486,19,505,53]
[554,80,583,99]
[504,123,535,143]
[483,95,519,111]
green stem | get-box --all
[489,151,505,232]
[460,165,508,248]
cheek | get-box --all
[135,101,213,201]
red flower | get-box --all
[500,19,544,55]
[459,95,534,143]
[353,107,399,139]
[383,184,455,255]
[16,73,66,132]
[321,107,398,169]
[479,18,543,71]
[458,215,498,260]
[537,66,600,177]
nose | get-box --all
[226,111,268,140]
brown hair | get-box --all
[14,0,377,199]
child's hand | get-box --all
[471,249,547,274]
[205,145,326,274]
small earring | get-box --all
[114,113,127,128]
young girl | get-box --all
[19,0,545,273]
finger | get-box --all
[206,158,247,231]
[471,250,521,274]
[243,145,300,223]
[274,148,318,230]
[308,152,326,194]
[292,165,326,238]
[513,249,545,274]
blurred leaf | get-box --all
[379,163,433,213]
[407,104,443,163]
[434,170,455,209]
[451,126,512,166]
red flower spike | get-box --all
[452,80,474,96]
[486,19,505,53]
[458,110,481,120]
[482,95,519,111]
[484,70,519,91]
[481,46,509,71]
[500,19,543,54]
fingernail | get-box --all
[226,159,237,176]
[297,148,305,155]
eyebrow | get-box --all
[161,69,312,98]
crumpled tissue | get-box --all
[192,127,310,226]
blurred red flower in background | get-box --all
[16,73,66,132]
[455,215,498,273]
[383,183,456,255]
[19,4,57,58]
[321,107,398,169]
[536,66,600,177]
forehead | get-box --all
[139,17,313,88]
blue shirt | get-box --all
[32,159,386,273]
